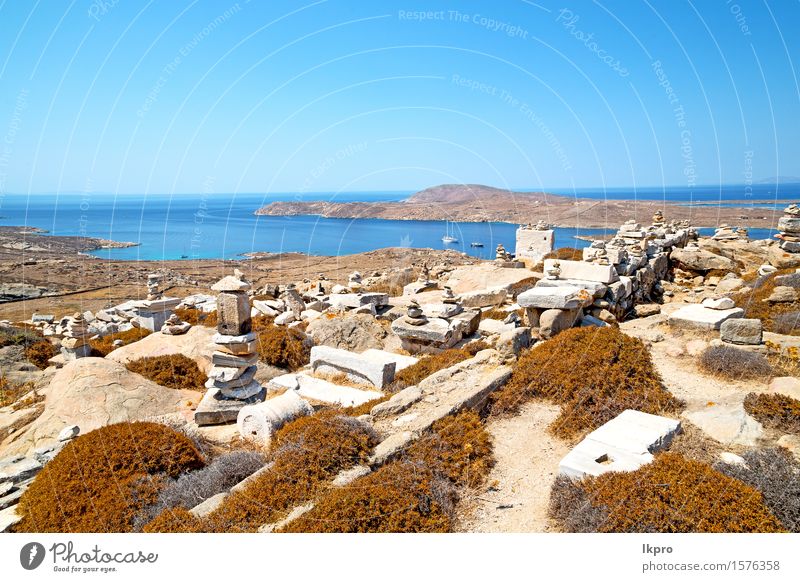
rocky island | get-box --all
[254,183,781,229]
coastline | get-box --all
[253,194,783,229]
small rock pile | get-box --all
[161,313,191,335]
[776,204,800,253]
[60,313,91,360]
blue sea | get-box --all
[0,184,792,261]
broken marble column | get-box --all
[310,345,397,388]
[194,272,265,426]
[60,313,92,360]
[237,390,313,446]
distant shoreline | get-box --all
[254,184,785,230]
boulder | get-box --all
[716,277,745,294]
[539,308,581,338]
[106,325,216,374]
[306,313,388,352]
[671,248,737,272]
[765,286,797,303]
[683,401,763,446]
[3,358,198,455]
[702,297,735,310]
[667,304,744,331]
[767,376,800,400]
[720,318,763,345]
[517,286,588,309]
[456,287,507,308]
[768,245,800,269]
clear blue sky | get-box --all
[0,0,798,195]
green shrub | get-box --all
[491,326,681,439]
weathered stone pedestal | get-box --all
[133,297,181,332]
[194,273,265,426]
[515,222,554,264]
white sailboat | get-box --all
[441,221,458,243]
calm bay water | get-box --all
[0,186,789,261]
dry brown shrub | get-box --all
[407,410,493,488]
[90,327,151,356]
[23,340,57,369]
[281,411,493,533]
[482,307,523,321]
[141,507,206,533]
[0,324,42,347]
[125,354,207,391]
[0,376,36,408]
[698,345,774,380]
[174,307,217,328]
[14,422,205,533]
[491,326,681,439]
[256,324,310,370]
[743,392,800,434]
[734,268,800,333]
[143,412,379,532]
[341,394,391,416]
[388,343,488,392]
[716,447,800,532]
[549,452,784,533]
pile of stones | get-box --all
[776,204,800,253]
[60,313,91,361]
[161,313,191,335]
[194,272,265,426]
[390,296,480,354]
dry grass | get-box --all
[125,354,207,391]
[549,452,784,532]
[716,448,800,532]
[89,327,151,356]
[0,375,36,408]
[743,392,800,434]
[388,342,490,393]
[491,326,682,439]
[698,345,774,381]
[24,340,57,369]
[14,422,205,533]
[256,323,310,370]
[174,307,217,328]
[143,412,378,533]
[281,411,493,533]
[734,269,800,333]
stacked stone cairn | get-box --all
[60,312,92,360]
[517,211,694,335]
[132,273,180,332]
[776,204,800,253]
[391,293,480,354]
[161,313,191,335]
[194,271,265,426]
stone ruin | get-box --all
[512,211,697,337]
[194,271,266,425]
[390,297,481,354]
[775,203,800,253]
[494,243,524,268]
[161,313,191,335]
[515,220,555,264]
[132,273,180,332]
